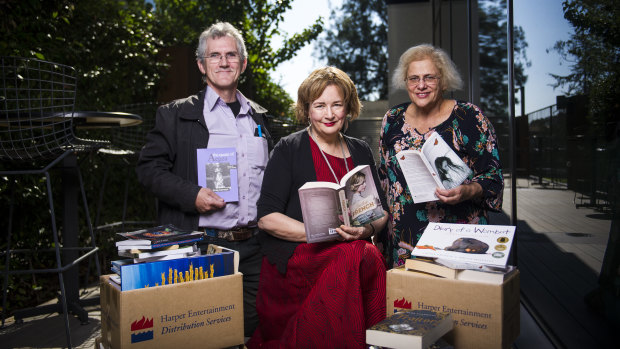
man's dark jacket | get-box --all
[136,89,274,231]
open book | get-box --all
[298,165,385,243]
[396,132,473,203]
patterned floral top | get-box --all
[377,101,504,268]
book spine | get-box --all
[339,189,351,227]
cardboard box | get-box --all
[387,267,520,349]
[100,272,244,348]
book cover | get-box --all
[366,310,454,349]
[412,222,516,267]
[396,132,473,203]
[118,250,235,291]
[115,224,203,248]
[298,165,385,243]
[197,147,238,202]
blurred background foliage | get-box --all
[0,0,321,314]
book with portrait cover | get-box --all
[395,132,473,203]
[412,222,516,268]
[115,224,203,249]
[366,310,453,349]
[298,165,385,243]
[197,147,238,202]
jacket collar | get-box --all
[178,88,268,122]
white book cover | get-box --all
[412,222,515,267]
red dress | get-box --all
[247,138,386,348]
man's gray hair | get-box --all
[196,22,247,62]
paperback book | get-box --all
[115,224,203,249]
[197,147,238,202]
[298,165,385,243]
[395,132,473,203]
[117,244,198,260]
[366,310,454,349]
[412,222,516,267]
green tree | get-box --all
[550,0,619,139]
[478,0,529,117]
[316,0,388,101]
[0,0,165,109]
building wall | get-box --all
[387,0,479,107]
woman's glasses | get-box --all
[405,75,440,87]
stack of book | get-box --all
[407,222,517,284]
[110,226,238,291]
[115,224,204,263]
[110,224,210,291]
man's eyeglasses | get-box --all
[204,52,241,64]
[405,75,440,86]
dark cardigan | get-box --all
[256,128,388,274]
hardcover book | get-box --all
[118,248,235,291]
[197,147,238,202]
[412,222,516,267]
[298,165,385,243]
[366,310,454,349]
[395,132,473,203]
[405,257,518,284]
[115,224,203,249]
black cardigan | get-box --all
[256,128,388,274]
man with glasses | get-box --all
[137,21,273,338]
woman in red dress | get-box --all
[248,66,388,348]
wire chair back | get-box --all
[0,56,80,161]
[106,102,159,155]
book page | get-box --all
[298,187,344,243]
[395,150,441,203]
[421,133,473,190]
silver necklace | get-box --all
[308,127,350,183]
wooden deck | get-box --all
[0,178,616,348]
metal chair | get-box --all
[94,102,159,232]
[0,56,106,348]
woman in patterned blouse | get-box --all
[377,44,504,267]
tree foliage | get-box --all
[478,0,530,117]
[550,0,619,139]
[316,0,388,101]
[0,0,165,109]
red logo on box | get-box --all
[131,316,154,331]
[131,316,154,343]
[394,297,412,312]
